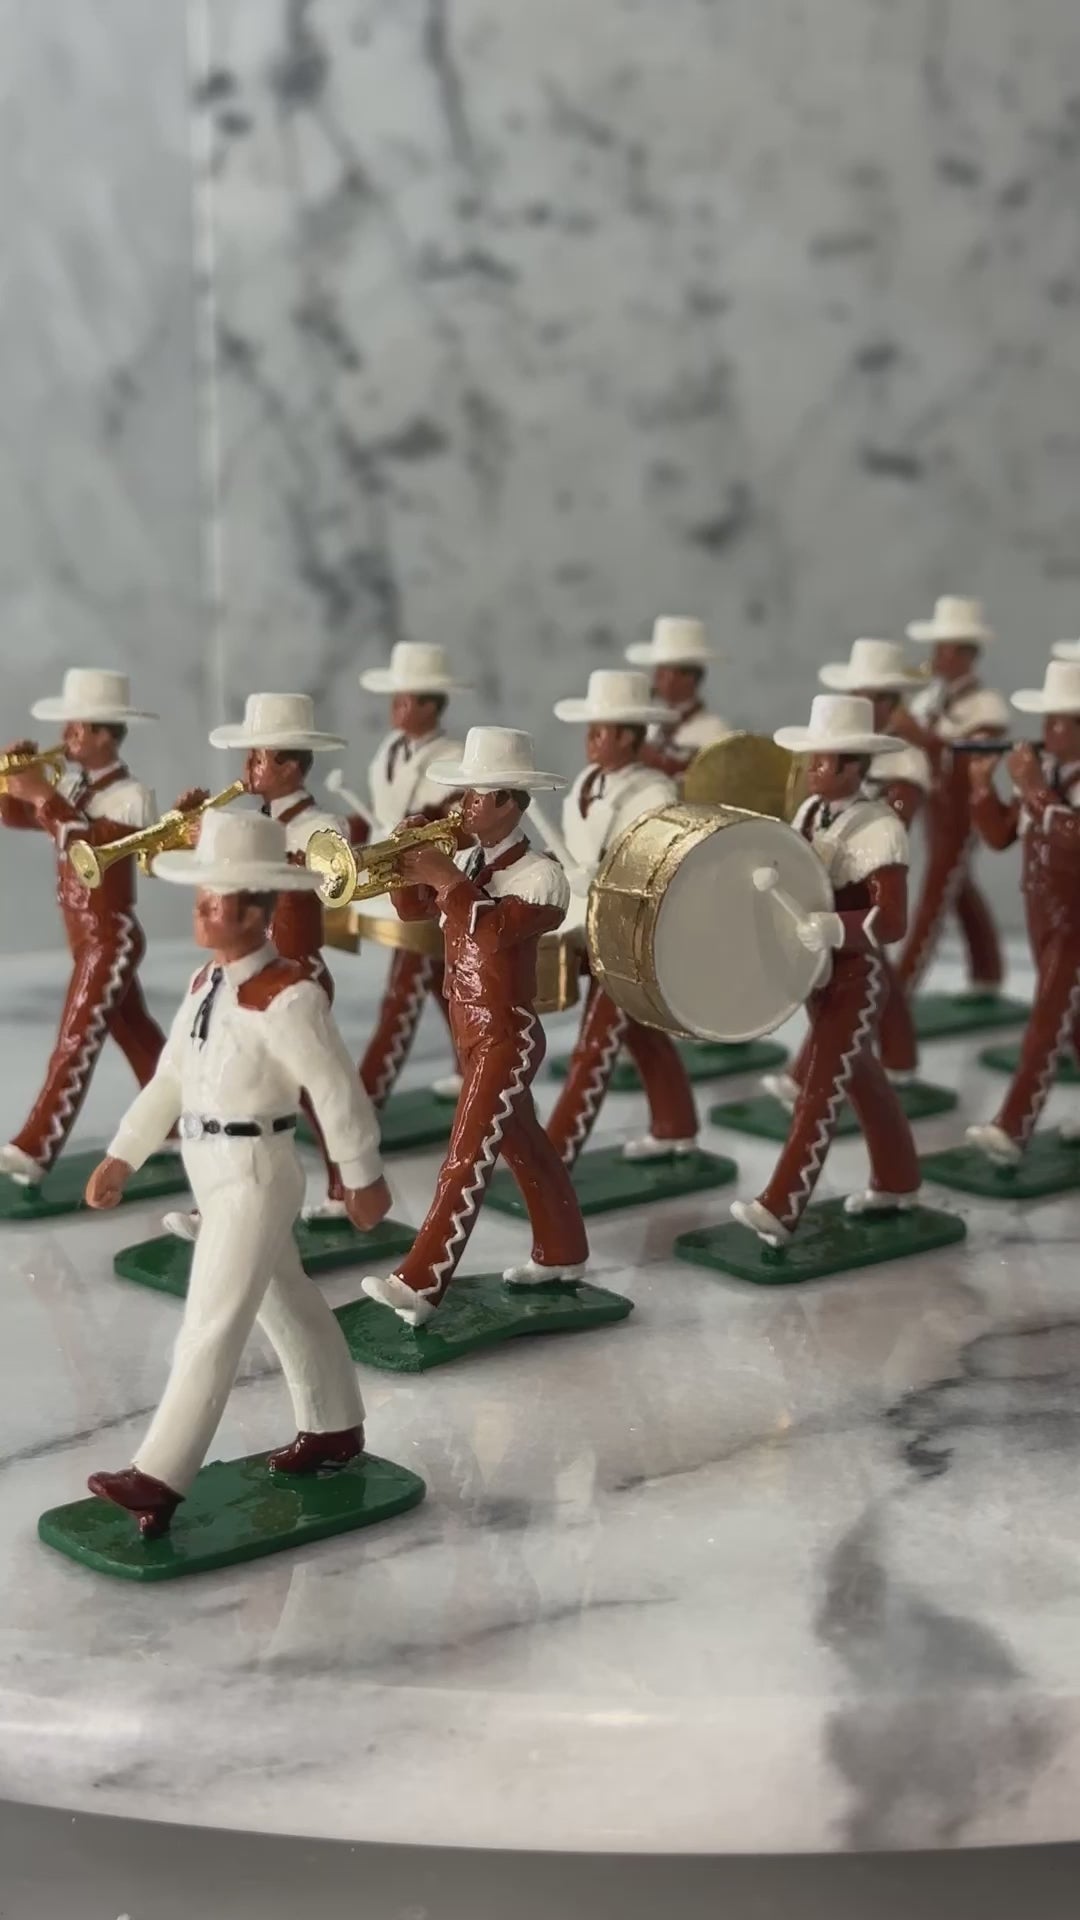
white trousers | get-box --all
[136,1137,364,1495]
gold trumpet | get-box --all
[0,745,67,794]
[68,781,246,889]
[306,809,463,907]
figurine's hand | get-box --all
[4,770,54,806]
[3,737,38,759]
[85,1155,132,1210]
[343,1174,392,1234]
[1006,743,1041,796]
[797,911,844,954]
[395,843,460,889]
[175,786,210,815]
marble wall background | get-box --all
[5,0,1080,947]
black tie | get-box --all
[191,967,224,1048]
[463,844,486,882]
[818,800,833,830]
[386,734,411,781]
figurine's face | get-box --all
[586,723,641,772]
[193,888,269,957]
[805,753,868,801]
[858,689,900,732]
[931,641,979,681]
[62,721,120,770]
[459,787,524,844]
[1043,713,1080,762]
[652,664,702,710]
[391,692,442,737]
[244,749,304,801]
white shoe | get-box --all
[301,1197,349,1223]
[163,1210,201,1243]
[0,1144,42,1188]
[361,1271,440,1327]
[621,1134,697,1162]
[761,1072,799,1110]
[886,1068,917,1088]
[431,1072,464,1103]
[730,1197,790,1247]
[1058,1117,1080,1143]
[844,1187,921,1216]
[966,1122,1021,1167]
[503,1259,587,1288]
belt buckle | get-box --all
[179,1113,204,1143]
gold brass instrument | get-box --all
[306,809,463,907]
[68,780,246,889]
[322,901,582,1015]
[682,731,808,823]
[0,745,67,794]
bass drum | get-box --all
[586,802,833,1043]
[682,731,807,821]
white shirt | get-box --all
[368,729,462,831]
[268,790,347,856]
[648,708,733,755]
[865,741,931,794]
[560,761,674,930]
[108,943,383,1190]
[446,833,570,932]
[912,678,1009,742]
[792,794,909,887]
[58,761,156,831]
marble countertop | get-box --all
[0,938,1078,1856]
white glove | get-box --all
[797,911,844,955]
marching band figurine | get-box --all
[731,695,922,1244]
[893,597,1012,1016]
[83,810,391,1538]
[0,669,168,1193]
[626,616,732,779]
[964,659,1080,1167]
[545,670,702,1171]
[360,727,589,1326]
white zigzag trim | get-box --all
[781,954,883,1229]
[37,914,136,1169]
[429,1009,538,1290]
[1019,964,1080,1146]
[561,1000,628,1167]
[371,957,433,1107]
[905,836,970,990]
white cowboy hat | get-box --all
[626,616,713,669]
[428,725,565,792]
[906,596,994,645]
[819,638,925,693]
[359,641,469,696]
[154,808,322,892]
[1051,639,1080,663]
[1012,659,1080,716]
[774,693,904,756]
[554,669,673,726]
[31,668,157,725]
[209,692,345,753]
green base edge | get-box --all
[709,1079,958,1143]
[912,992,1031,1042]
[114,1218,417,1300]
[299,1088,452,1157]
[920,1130,1080,1200]
[675,1198,967,1286]
[38,1449,426,1583]
[336,1270,633,1373]
[484,1145,738,1220]
[549,1038,788,1090]
[979,1043,1080,1086]
[0,1150,187,1223]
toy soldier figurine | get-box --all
[547,670,700,1164]
[360,727,589,1326]
[732,695,921,1244]
[84,810,390,1537]
[626,616,732,779]
[0,669,165,1188]
[966,659,1080,1164]
[892,597,1009,997]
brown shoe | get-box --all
[267,1426,365,1476]
[87,1466,182,1539]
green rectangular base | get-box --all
[114,1217,417,1299]
[484,1145,737,1220]
[913,992,1030,1041]
[921,1130,1080,1199]
[709,1078,957,1143]
[675,1198,966,1286]
[549,1038,787,1091]
[336,1270,633,1373]
[0,1149,187,1223]
[38,1449,425,1583]
[299,1088,452,1157]
[979,1042,1080,1085]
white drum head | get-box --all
[652,814,834,1042]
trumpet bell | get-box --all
[306,828,361,907]
[682,732,807,823]
[68,841,104,889]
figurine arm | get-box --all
[832,863,908,952]
[0,794,40,831]
[389,882,439,921]
[269,985,384,1191]
[106,1020,185,1170]
[970,784,1021,851]
[437,878,565,949]
[883,780,923,830]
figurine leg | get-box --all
[256,1238,365,1437]
[546,978,627,1168]
[620,1019,699,1152]
[107,973,166,1088]
[497,1098,590,1271]
[11,917,144,1176]
[843,1047,921,1201]
[954,871,1004,992]
[988,939,1080,1150]
[876,952,919,1078]
[360,950,439,1106]
[757,955,884,1233]
[897,832,966,991]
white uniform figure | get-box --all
[560,759,676,927]
[626,616,732,771]
[89,811,383,1533]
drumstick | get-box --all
[325,768,376,829]
[527,799,592,897]
[753,864,832,982]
